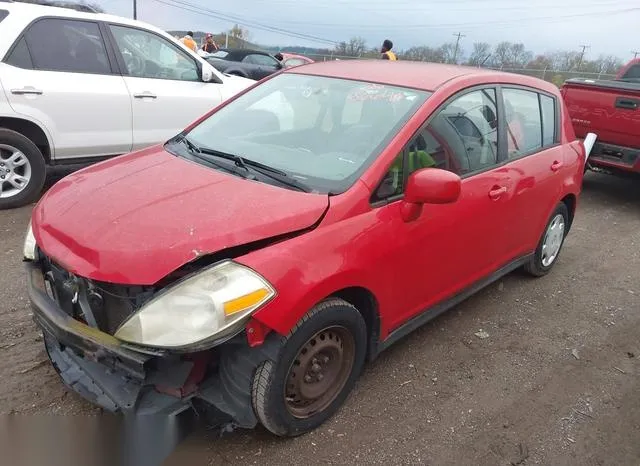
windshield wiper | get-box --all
[193,145,312,193]
[176,136,255,179]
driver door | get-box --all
[107,25,223,150]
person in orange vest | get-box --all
[380,39,397,60]
[180,31,197,52]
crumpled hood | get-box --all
[32,146,328,285]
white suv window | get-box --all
[109,25,199,81]
[19,18,111,74]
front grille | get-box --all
[39,250,156,334]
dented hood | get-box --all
[32,146,328,285]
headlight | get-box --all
[23,221,36,261]
[114,261,275,349]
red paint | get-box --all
[32,62,582,347]
[32,147,327,284]
[246,319,272,347]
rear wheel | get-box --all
[0,129,46,210]
[252,298,367,436]
[524,202,569,277]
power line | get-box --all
[149,0,338,45]
[452,32,465,63]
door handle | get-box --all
[551,160,563,172]
[11,87,43,95]
[615,96,639,110]
[133,92,157,99]
[488,186,507,200]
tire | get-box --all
[524,202,569,277]
[252,298,367,437]
[0,129,46,210]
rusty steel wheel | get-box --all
[252,298,367,436]
[284,326,356,418]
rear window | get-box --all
[0,10,8,23]
[620,64,640,82]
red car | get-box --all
[24,61,588,443]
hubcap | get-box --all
[541,214,565,267]
[284,326,355,419]
[0,144,32,199]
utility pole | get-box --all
[452,32,465,64]
[633,51,640,60]
[577,44,590,70]
[133,0,137,19]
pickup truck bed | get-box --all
[561,77,640,174]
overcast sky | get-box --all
[99,0,639,59]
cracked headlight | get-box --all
[23,221,36,261]
[115,261,275,349]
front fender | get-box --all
[238,247,381,337]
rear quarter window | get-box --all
[0,10,8,23]
[621,64,640,82]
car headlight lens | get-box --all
[114,261,275,349]
[23,221,36,260]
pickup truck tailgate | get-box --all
[562,78,640,150]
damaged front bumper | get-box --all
[25,261,278,428]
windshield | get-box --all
[182,73,430,193]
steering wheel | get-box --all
[125,54,144,76]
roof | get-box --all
[288,59,532,92]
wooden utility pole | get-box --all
[133,0,137,19]
[632,51,640,60]
[452,32,465,64]
[577,44,590,70]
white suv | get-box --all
[0,1,254,209]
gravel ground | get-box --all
[1,170,638,465]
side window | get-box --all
[503,88,542,158]
[250,54,279,67]
[0,10,8,23]
[540,94,557,146]
[621,64,640,81]
[373,88,499,202]
[5,37,33,69]
[109,25,199,81]
[284,58,306,68]
[23,18,111,74]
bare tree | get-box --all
[490,42,532,68]
[467,42,492,66]
[335,37,367,57]
[403,46,445,63]
[440,42,461,64]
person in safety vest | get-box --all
[381,39,397,60]
[180,31,197,52]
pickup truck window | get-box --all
[620,64,640,82]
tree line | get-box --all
[328,37,623,76]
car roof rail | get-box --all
[10,0,100,12]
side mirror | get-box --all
[401,168,461,222]
[200,62,222,83]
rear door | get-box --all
[106,24,223,151]
[1,17,132,159]
[499,87,565,256]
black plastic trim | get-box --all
[26,261,152,380]
[377,254,532,354]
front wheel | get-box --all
[252,298,367,437]
[0,129,46,209]
[524,202,569,277]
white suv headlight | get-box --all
[114,261,275,349]
[23,221,37,260]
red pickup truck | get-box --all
[561,59,640,176]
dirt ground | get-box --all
[1,170,638,465]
